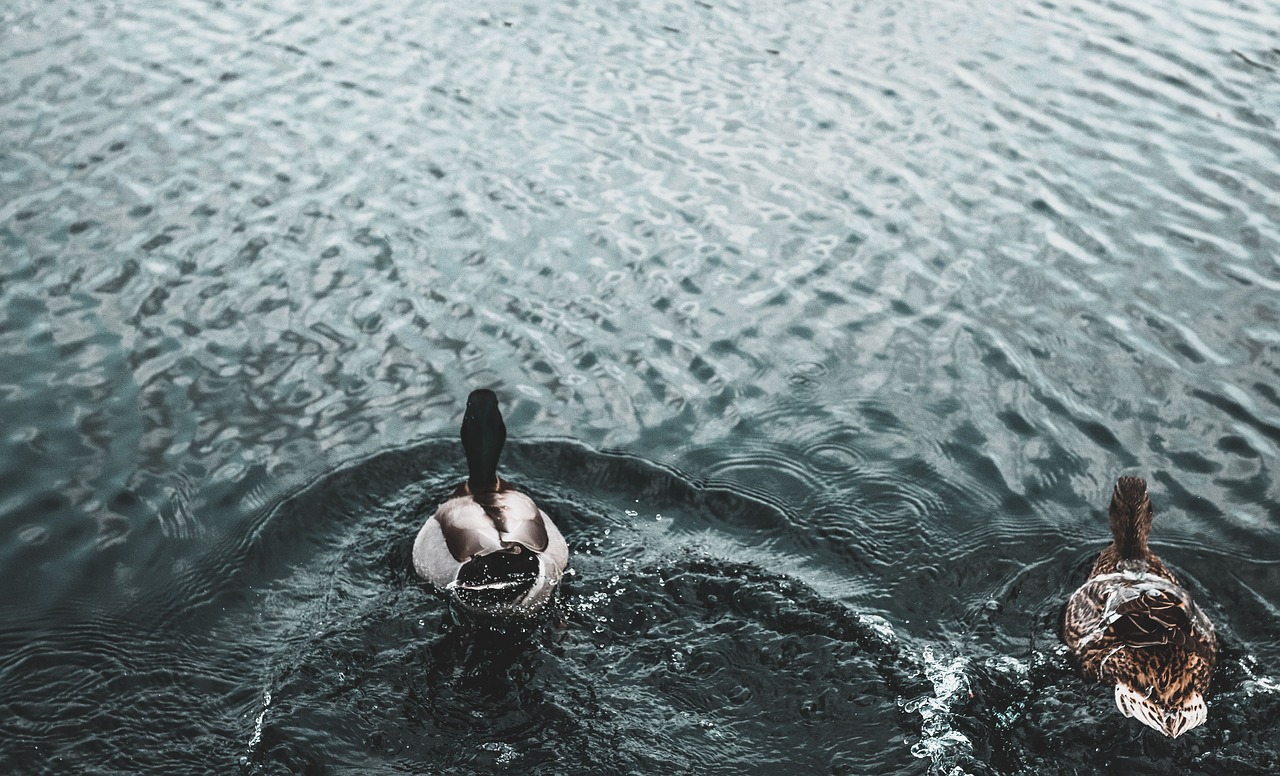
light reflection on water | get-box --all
[1,0,1279,773]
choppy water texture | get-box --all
[2,0,1280,773]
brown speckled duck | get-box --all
[1063,476,1217,737]
[413,389,569,618]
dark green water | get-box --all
[2,0,1279,773]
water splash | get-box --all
[1240,653,1280,696]
[903,645,975,776]
[244,688,272,762]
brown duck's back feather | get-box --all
[1062,476,1218,737]
[1087,544,1175,580]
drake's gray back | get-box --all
[436,490,550,561]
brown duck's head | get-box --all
[1109,475,1154,559]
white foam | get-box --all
[858,613,897,645]
[1239,653,1280,695]
[903,645,976,776]
[246,688,272,755]
[481,741,519,766]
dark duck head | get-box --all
[460,388,505,495]
[412,389,569,618]
[1062,476,1217,738]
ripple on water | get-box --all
[212,442,933,774]
[3,0,1280,773]
[0,439,1021,774]
[0,431,1277,775]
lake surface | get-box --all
[2,0,1279,773]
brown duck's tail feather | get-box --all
[1114,683,1207,738]
[1109,476,1154,560]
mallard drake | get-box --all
[1062,476,1217,737]
[413,389,569,618]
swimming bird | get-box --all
[413,389,569,618]
[1062,476,1217,737]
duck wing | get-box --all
[1103,576,1215,659]
[480,490,551,553]
[435,490,550,562]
